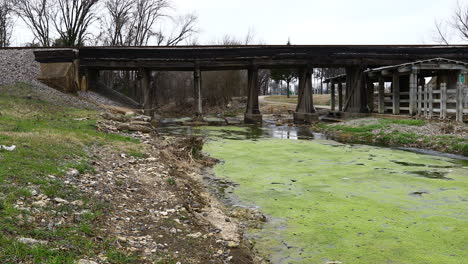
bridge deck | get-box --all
[33,45,468,71]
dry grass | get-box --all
[265,94,335,106]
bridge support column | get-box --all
[245,66,262,124]
[392,72,400,115]
[194,67,203,118]
[409,70,418,116]
[338,82,343,111]
[330,82,336,111]
[294,67,318,124]
[344,66,368,113]
[141,68,152,116]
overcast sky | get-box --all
[173,0,463,45]
[11,0,465,46]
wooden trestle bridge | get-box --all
[33,45,468,123]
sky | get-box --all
[11,0,465,46]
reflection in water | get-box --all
[157,124,329,141]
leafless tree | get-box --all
[16,0,52,47]
[102,0,133,46]
[161,13,198,46]
[452,1,468,41]
[434,20,450,45]
[53,0,99,46]
[125,0,169,46]
[0,0,13,47]
[434,1,468,44]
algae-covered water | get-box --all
[161,125,468,264]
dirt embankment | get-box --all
[79,120,260,263]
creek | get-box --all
[158,124,468,264]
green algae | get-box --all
[203,136,468,264]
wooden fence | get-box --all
[379,83,468,122]
[417,83,467,122]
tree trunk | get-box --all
[286,80,290,98]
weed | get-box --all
[167,177,176,186]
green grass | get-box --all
[0,83,142,263]
[316,118,468,156]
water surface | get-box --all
[160,125,468,264]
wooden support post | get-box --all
[294,67,317,124]
[424,84,428,118]
[344,67,367,113]
[331,82,336,111]
[193,66,202,117]
[378,76,385,114]
[428,84,433,119]
[409,71,418,116]
[338,82,343,111]
[245,65,262,123]
[392,72,400,115]
[456,72,464,122]
[367,78,375,113]
[141,68,152,116]
[456,82,464,122]
[417,85,423,116]
[440,83,447,119]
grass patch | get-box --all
[316,118,467,156]
[0,83,143,263]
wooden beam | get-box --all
[141,68,152,116]
[378,76,385,114]
[331,82,336,111]
[338,82,343,111]
[392,72,400,115]
[194,66,203,116]
[409,70,418,116]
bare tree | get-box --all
[53,0,99,46]
[434,19,450,45]
[433,1,468,44]
[102,0,133,46]
[451,1,468,41]
[16,0,52,47]
[0,0,13,47]
[162,13,198,46]
[126,0,169,46]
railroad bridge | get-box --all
[33,45,468,123]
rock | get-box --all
[187,232,202,238]
[169,227,177,234]
[130,121,152,127]
[130,115,152,122]
[54,198,68,204]
[32,200,48,207]
[67,169,80,177]
[30,189,38,196]
[101,112,128,122]
[77,260,98,264]
[225,117,242,125]
[226,241,239,248]
[17,237,48,245]
[71,200,84,206]
[117,123,152,133]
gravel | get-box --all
[0,49,97,109]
